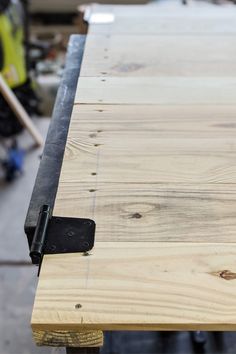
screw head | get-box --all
[66,230,75,237]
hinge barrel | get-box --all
[29,205,51,265]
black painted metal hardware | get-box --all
[24,35,86,249]
[29,204,96,266]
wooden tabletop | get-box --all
[31,3,236,345]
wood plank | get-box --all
[86,3,236,19]
[88,16,236,35]
[33,330,103,347]
[80,35,236,77]
[53,104,236,185]
[32,242,236,331]
[58,135,236,184]
[54,183,236,243]
[86,3,236,36]
[53,103,236,242]
[67,104,236,138]
[75,77,236,104]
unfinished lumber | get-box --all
[33,330,103,347]
[28,4,236,347]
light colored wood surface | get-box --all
[87,3,236,34]
[32,4,236,334]
[54,183,236,243]
[75,77,236,104]
[32,243,236,331]
[66,104,236,138]
[33,330,103,347]
[57,137,236,183]
[88,16,236,35]
[80,35,236,77]
[86,3,236,20]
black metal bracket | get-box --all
[23,35,93,275]
[30,205,95,267]
[24,35,87,249]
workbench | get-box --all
[25,4,236,352]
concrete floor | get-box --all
[0,118,63,354]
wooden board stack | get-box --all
[31,3,236,348]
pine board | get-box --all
[57,132,236,184]
[32,242,236,331]
[75,77,236,104]
[88,17,236,35]
[66,104,236,138]
[54,183,236,243]
[86,3,236,19]
[80,35,236,77]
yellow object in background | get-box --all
[0,1,27,88]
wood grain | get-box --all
[80,35,236,77]
[67,104,236,138]
[75,77,236,104]
[52,104,236,186]
[32,242,236,331]
[58,135,236,184]
[54,183,236,242]
[33,330,103,347]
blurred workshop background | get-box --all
[1,0,236,353]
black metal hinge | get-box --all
[29,205,95,268]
